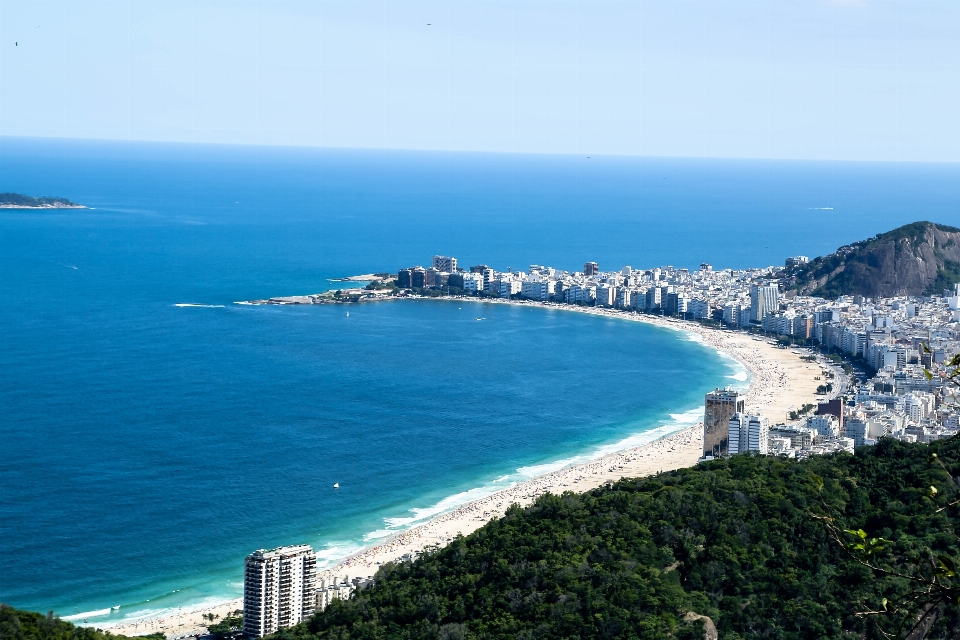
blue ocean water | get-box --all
[2,137,960,622]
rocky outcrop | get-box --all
[791,222,960,298]
[683,611,719,640]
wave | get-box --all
[315,543,366,569]
[63,608,112,621]
[348,405,706,560]
[174,303,225,308]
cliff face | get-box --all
[792,222,960,298]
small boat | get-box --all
[333,483,339,488]
[345,312,349,317]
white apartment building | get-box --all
[750,283,779,323]
[521,279,554,301]
[596,284,615,307]
[432,255,457,272]
[688,299,710,320]
[727,413,769,455]
[243,545,317,638]
[904,392,936,423]
[497,278,522,298]
[807,415,840,439]
[461,272,484,293]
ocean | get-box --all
[2,137,959,623]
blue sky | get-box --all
[1,0,958,161]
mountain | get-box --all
[790,221,960,299]
[272,438,960,640]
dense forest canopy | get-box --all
[5,438,960,640]
[272,438,960,639]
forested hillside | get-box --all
[274,438,960,640]
[789,221,960,298]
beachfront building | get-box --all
[243,544,317,638]
[727,413,769,455]
[432,255,457,272]
[703,388,744,458]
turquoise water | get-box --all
[2,138,959,623]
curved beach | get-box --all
[102,301,824,638]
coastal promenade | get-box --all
[103,297,823,638]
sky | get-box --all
[1,0,959,161]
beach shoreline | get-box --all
[100,298,825,637]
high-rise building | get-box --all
[432,255,457,272]
[703,388,744,458]
[728,413,769,455]
[584,261,599,276]
[243,545,317,638]
[411,267,426,289]
[750,283,779,323]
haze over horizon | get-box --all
[2,0,959,163]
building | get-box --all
[817,398,845,432]
[727,413,769,455]
[645,287,662,312]
[785,256,809,269]
[243,545,317,638]
[703,388,744,458]
[807,414,840,439]
[688,298,711,320]
[460,272,484,293]
[521,279,553,301]
[750,283,779,323]
[584,261,599,277]
[432,255,457,272]
[596,284,615,307]
[411,267,426,289]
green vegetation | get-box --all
[0,605,239,640]
[270,438,960,639]
[364,280,399,292]
[0,193,80,207]
[207,611,243,638]
[788,403,816,421]
[925,259,960,296]
[874,221,960,244]
[785,221,960,298]
[0,605,116,640]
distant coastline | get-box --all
[0,192,86,209]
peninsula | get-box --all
[0,192,86,209]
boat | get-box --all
[333,483,339,488]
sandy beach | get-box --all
[102,301,825,638]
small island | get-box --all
[0,192,86,209]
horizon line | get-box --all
[2,134,959,167]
